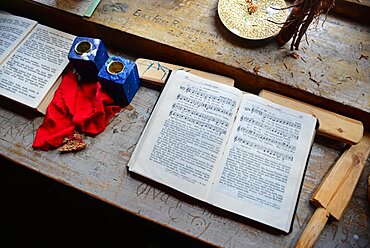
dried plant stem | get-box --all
[276,0,335,50]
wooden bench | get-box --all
[0,1,369,247]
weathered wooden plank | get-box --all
[0,1,369,247]
[1,83,369,247]
[90,0,370,126]
[332,0,370,24]
[1,0,369,130]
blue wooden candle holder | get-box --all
[98,56,140,106]
[68,37,109,79]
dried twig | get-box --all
[276,0,335,50]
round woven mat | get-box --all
[218,0,289,40]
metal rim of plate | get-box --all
[217,0,289,40]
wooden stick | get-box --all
[295,133,370,248]
[311,134,370,220]
[295,207,330,248]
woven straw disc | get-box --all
[218,0,288,40]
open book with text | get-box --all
[128,70,318,233]
[0,12,75,114]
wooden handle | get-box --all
[311,133,370,220]
[135,58,235,87]
[295,207,330,248]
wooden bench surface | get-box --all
[0,1,369,247]
[2,0,370,129]
[1,86,369,247]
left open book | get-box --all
[0,11,76,114]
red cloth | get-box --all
[33,69,121,150]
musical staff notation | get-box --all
[234,136,294,161]
[244,106,301,130]
[176,94,234,117]
[240,115,299,140]
[237,126,297,152]
[172,103,229,127]
[180,85,237,107]
[169,110,227,135]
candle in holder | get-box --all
[98,56,140,106]
[68,36,109,79]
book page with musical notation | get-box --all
[208,93,317,233]
[128,70,242,201]
[128,70,317,233]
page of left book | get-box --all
[0,12,75,113]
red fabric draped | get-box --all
[33,69,121,150]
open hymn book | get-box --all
[0,12,75,114]
[128,70,318,233]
